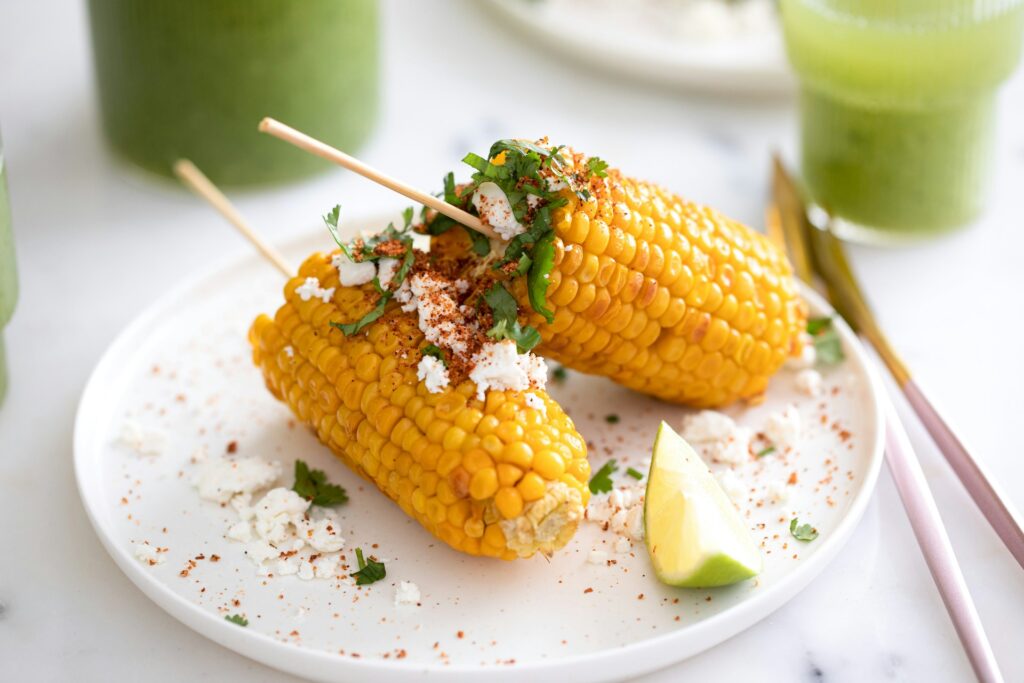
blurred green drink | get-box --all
[88,0,379,186]
[781,0,1024,242]
[0,137,16,405]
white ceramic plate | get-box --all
[480,0,794,95]
[75,219,883,682]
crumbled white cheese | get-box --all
[404,272,475,356]
[785,335,817,370]
[394,581,422,606]
[680,410,753,464]
[134,543,164,566]
[794,368,823,397]
[299,516,346,553]
[376,257,400,289]
[294,276,335,303]
[227,520,253,543]
[709,427,753,465]
[625,506,644,541]
[768,480,790,505]
[716,470,746,503]
[417,355,450,394]
[587,548,609,565]
[472,181,526,240]
[252,488,311,545]
[236,487,346,580]
[468,341,548,400]
[680,410,737,444]
[586,479,647,547]
[332,253,377,287]
[283,345,294,358]
[118,420,167,457]
[195,458,281,504]
[524,392,547,415]
[764,404,801,451]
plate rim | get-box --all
[74,220,886,682]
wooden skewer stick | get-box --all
[257,117,498,241]
[173,159,294,277]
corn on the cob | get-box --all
[249,251,590,560]
[435,144,807,408]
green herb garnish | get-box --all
[324,205,418,337]
[292,459,349,508]
[789,517,819,542]
[756,446,776,458]
[807,317,845,366]
[589,459,618,494]
[626,467,644,481]
[350,548,386,586]
[586,157,609,178]
[483,282,542,352]
[551,365,568,383]
[806,316,832,336]
[330,296,388,336]
[421,344,448,367]
[605,414,620,424]
[225,614,248,627]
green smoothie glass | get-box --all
[781,0,1024,243]
[88,0,379,186]
[0,134,17,405]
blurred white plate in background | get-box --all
[481,0,794,96]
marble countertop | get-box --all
[1,1,1022,681]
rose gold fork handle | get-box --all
[904,380,1024,571]
[883,399,1002,683]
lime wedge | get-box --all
[645,422,762,588]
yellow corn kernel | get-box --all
[516,472,546,502]
[469,468,499,500]
[494,487,524,519]
[532,449,565,480]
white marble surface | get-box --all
[0,1,1022,681]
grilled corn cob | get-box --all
[433,142,807,408]
[249,251,590,560]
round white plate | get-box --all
[75,219,883,682]
[480,0,795,95]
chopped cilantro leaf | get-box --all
[323,205,345,252]
[605,414,620,424]
[626,467,644,480]
[292,459,349,507]
[483,281,518,322]
[552,365,568,383]
[806,316,832,336]
[589,459,618,494]
[483,283,542,352]
[225,614,248,627]
[350,547,386,586]
[513,253,533,277]
[421,344,448,367]
[756,446,776,458]
[790,517,819,542]
[807,316,845,365]
[330,295,390,336]
[487,318,542,353]
[587,157,609,178]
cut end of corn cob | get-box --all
[249,251,590,560]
